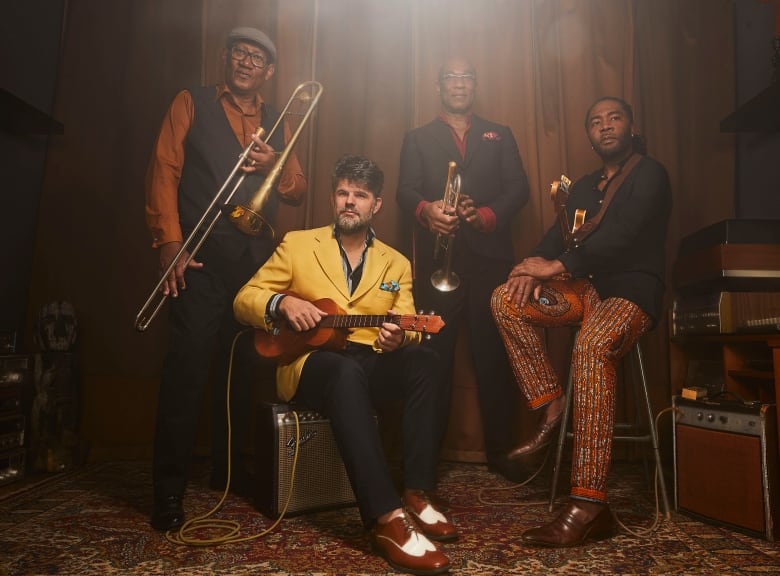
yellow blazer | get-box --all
[233,225,421,401]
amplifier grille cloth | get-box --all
[256,403,358,518]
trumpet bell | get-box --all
[430,269,460,292]
[222,203,275,237]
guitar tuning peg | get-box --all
[424,333,432,340]
[417,309,424,315]
[428,310,436,316]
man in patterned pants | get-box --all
[490,96,672,547]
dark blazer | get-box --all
[534,154,672,324]
[397,115,529,264]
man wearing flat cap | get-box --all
[144,26,307,531]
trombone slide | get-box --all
[135,81,324,332]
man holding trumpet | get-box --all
[144,26,306,531]
[397,56,530,481]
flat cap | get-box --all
[227,27,277,63]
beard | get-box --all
[336,211,368,234]
[593,135,632,162]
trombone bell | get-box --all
[222,204,275,237]
[222,80,323,238]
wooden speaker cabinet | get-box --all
[673,396,779,540]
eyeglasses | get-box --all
[440,73,476,84]
[230,46,268,69]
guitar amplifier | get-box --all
[673,396,779,540]
[255,402,357,518]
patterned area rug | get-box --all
[1,459,778,575]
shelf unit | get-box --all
[670,332,780,452]
[0,355,32,486]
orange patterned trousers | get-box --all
[491,279,651,502]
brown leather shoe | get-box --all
[506,410,563,460]
[403,489,459,542]
[521,499,616,547]
[372,513,451,575]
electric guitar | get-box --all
[254,296,445,365]
[550,174,585,249]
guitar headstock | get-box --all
[550,174,572,202]
[396,313,445,334]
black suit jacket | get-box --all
[397,115,529,265]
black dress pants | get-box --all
[293,343,443,526]
[152,244,263,499]
[417,254,519,465]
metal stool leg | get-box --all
[548,363,574,512]
[632,343,672,519]
[548,340,671,519]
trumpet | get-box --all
[134,80,324,332]
[430,161,461,292]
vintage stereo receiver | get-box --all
[255,402,357,518]
[674,219,780,294]
[673,396,779,540]
[672,291,780,336]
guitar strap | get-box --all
[572,153,641,244]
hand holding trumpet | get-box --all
[422,193,485,236]
[455,194,486,232]
[422,199,459,236]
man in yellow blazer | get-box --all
[234,155,455,575]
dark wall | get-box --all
[0,0,65,341]
[734,0,780,217]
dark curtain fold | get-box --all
[30,0,735,459]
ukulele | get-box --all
[254,295,445,365]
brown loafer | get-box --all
[506,410,563,460]
[372,513,451,575]
[521,499,616,547]
[403,489,459,542]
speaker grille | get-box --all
[673,397,779,540]
[275,411,356,515]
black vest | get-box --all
[178,86,285,263]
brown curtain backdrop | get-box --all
[28,0,735,460]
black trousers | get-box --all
[416,253,520,464]
[152,243,267,499]
[293,343,443,526]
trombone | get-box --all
[430,161,461,292]
[135,80,324,332]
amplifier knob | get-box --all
[696,411,704,420]
[707,413,715,422]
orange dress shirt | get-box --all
[145,84,307,247]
